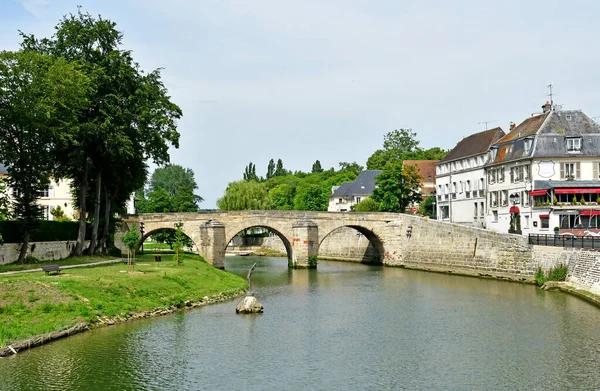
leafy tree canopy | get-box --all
[311,160,324,173]
[217,181,272,210]
[138,165,202,213]
[371,162,422,213]
[352,198,380,212]
[366,129,448,169]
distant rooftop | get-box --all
[440,127,505,163]
[330,170,382,198]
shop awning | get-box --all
[509,206,520,213]
[539,214,549,218]
[581,210,600,216]
[530,190,548,196]
[554,188,600,194]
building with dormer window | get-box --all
[485,103,600,235]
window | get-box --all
[466,180,471,192]
[498,168,505,183]
[355,197,361,203]
[479,178,484,191]
[560,162,581,179]
[566,137,582,152]
[480,202,484,217]
[540,216,549,229]
[524,165,530,180]
[474,203,478,217]
[493,211,498,222]
[38,188,49,198]
[501,190,508,206]
[488,169,496,184]
[524,215,530,228]
[452,182,457,193]
[593,162,600,179]
[524,139,533,153]
[521,191,530,207]
[41,205,49,220]
[12,188,21,198]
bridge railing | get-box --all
[528,233,600,249]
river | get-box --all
[1,256,600,390]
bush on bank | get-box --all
[535,264,568,286]
[0,253,246,347]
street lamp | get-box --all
[509,192,521,234]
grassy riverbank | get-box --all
[0,253,247,347]
[0,255,116,273]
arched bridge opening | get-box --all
[136,227,198,256]
[318,225,384,265]
[224,225,293,265]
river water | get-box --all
[1,257,600,390]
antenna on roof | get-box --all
[477,120,496,130]
[547,84,555,109]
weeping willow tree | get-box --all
[217,181,272,210]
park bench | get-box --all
[42,265,61,275]
[122,258,135,265]
[155,255,162,262]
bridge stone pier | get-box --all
[117,210,539,280]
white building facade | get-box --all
[485,105,600,236]
[436,128,505,227]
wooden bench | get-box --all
[122,259,135,265]
[42,265,61,275]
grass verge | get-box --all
[0,253,246,347]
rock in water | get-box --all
[236,295,264,314]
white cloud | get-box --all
[18,0,50,21]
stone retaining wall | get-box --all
[533,246,600,295]
[0,240,88,264]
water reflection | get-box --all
[1,257,599,390]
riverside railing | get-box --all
[528,233,600,249]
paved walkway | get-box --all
[0,258,124,275]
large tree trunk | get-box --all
[88,171,102,255]
[96,185,111,254]
[17,230,30,265]
[75,159,90,256]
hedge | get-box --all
[0,221,92,243]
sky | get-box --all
[2,0,600,207]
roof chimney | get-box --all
[542,101,552,113]
[509,121,516,130]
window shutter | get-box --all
[560,163,565,179]
[576,162,581,179]
[594,163,599,179]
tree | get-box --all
[150,164,201,199]
[352,198,380,212]
[217,181,272,210]
[50,206,70,221]
[0,50,89,263]
[243,162,258,181]
[120,227,139,271]
[274,159,286,177]
[371,162,422,213]
[311,160,324,173]
[294,183,328,211]
[338,161,364,176]
[417,196,435,218]
[0,177,10,221]
[173,223,185,266]
[366,149,393,170]
[266,159,275,179]
[383,129,420,158]
[22,9,182,256]
[269,183,295,210]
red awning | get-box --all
[581,210,600,216]
[539,214,549,218]
[509,206,520,213]
[554,188,600,194]
[530,190,548,196]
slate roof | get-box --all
[330,170,382,198]
[440,127,505,163]
[489,110,600,165]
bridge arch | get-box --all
[318,224,385,265]
[224,224,293,264]
[137,227,198,253]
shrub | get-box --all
[107,247,122,258]
[0,221,92,243]
[535,264,568,286]
[23,255,40,264]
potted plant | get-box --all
[553,196,558,206]
[580,196,586,205]
[554,226,560,237]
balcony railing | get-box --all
[529,233,600,249]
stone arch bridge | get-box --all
[117,210,534,276]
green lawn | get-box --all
[0,255,117,273]
[0,253,247,347]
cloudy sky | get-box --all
[2,0,600,207]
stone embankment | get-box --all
[0,290,245,357]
